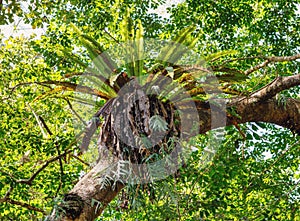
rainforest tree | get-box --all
[0,0,299,220]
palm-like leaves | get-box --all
[35,17,249,152]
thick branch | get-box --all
[195,97,300,135]
[233,74,300,106]
[235,98,300,134]
[51,96,300,221]
[48,158,124,221]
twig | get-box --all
[16,150,71,185]
[70,154,91,167]
[6,198,46,215]
[0,186,14,202]
[38,116,65,195]
[27,103,48,138]
[2,130,84,187]
[0,186,45,214]
[0,170,18,182]
[218,56,265,66]
[245,54,300,75]
[64,98,87,126]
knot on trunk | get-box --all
[60,193,84,220]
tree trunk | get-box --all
[48,158,124,221]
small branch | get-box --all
[9,82,52,97]
[1,187,45,214]
[0,186,14,203]
[17,150,71,185]
[267,54,300,62]
[103,28,120,44]
[245,54,300,75]
[245,60,270,75]
[38,116,65,193]
[218,56,265,66]
[0,170,18,182]
[6,198,46,215]
[70,154,91,167]
[27,103,48,138]
[64,98,87,126]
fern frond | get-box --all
[205,50,238,62]
[156,25,197,65]
[134,19,144,77]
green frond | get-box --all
[67,24,119,97]
[80,34,104,53]
[119,11,145,77]
[134,19,144,77]
[156,25,197,65]
[62,49,88,69]
[120,8,134,42]
[71,23,115,78]
[216,72,248,82]
[205,50,238,62]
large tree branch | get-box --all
[48,158,124,221]
[197,73,300,134]
[232,74,300,105]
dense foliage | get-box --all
[0,0,299,220]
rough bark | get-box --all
[48,158,124,221]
